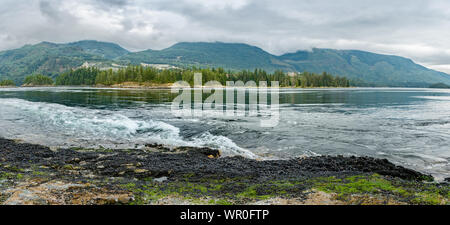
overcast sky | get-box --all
[1,0,450,73]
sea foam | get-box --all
[0,98,256,158]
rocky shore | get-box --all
[0,138,448,205]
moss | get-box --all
[121,181,191,204]
[121,183,137,189]
[140,177,153,183]
[270,180,297,187]
[184,182,208,193]
[311,174,448,205]
[412,191,446,205]
[237,185,275,200]
[128,177,304,204]
[32,171,48,176]
[210,184,223,191]
[182,173,196,178]
[420,175,435,182]
[16,173,24,180]
[62,164,74,170]
[209,199,233,205]
[6,166,24,172]
[0,172,17,180]
[114,173,448,205]
[314,174,402,197]
[237,186,258,198]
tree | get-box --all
[23,74,54,86]
[0,79,15,86]
[53,65,352,88]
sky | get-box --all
[1,0,450,73]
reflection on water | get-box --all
[0,87,449,179]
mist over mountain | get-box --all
[1,40,449,87]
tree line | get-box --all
[23,74,54,86]
[54,65,351,87]
[0,79,15,86]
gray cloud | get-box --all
[39,1,59,20]
[94,0,128,7]
[1,0,450,72]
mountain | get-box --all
[0,41,112,84]
[119,42,291,72]
[429,83,450,88]
[67,40,129,59]
[120,42,450,86]
[279,49,450,87]
[1,40,450,87]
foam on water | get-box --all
[1,87,450,179]
[0,98,256,158]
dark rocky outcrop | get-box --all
[0,138,432,182]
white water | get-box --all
[0,98,257,158]
[1,87,449,180]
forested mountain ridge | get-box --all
[67,40,129,59]
[0,41,113,84]
[1,40,450,87]
[118,42,291,72]
[279,48,450,87]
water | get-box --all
[0,87,449,180]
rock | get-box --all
[145,143,165,149]
[3,180,84,205]
[3,180,134,205]
[1,137,443,206]
[154,176,168,183]
[118,195,133,204]
[196,148,221,158]
[122,163,136,170]
[134,169,148,174]
[445,177,450,182]
[72,158,81,163]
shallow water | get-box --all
[0,87,449,179]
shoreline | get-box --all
[0,85,441,90]
[9,85,356,89]
[0,138,448,205]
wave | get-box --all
[0,98,256,158]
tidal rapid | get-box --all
[0,87,449,179]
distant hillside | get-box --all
[120,42,450,86]
[429,83,450,88]
[279,49,450,87]
[119,42,291,72]
[67,40,129,59]
[1,40,450,87]
[0,42,113,84]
